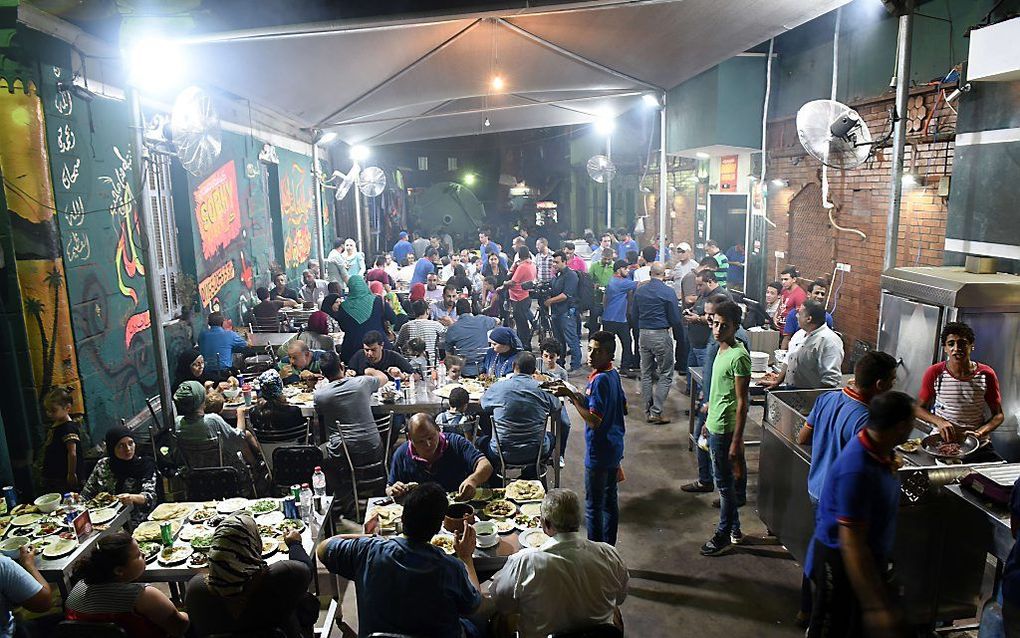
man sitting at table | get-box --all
[348,330,416,380]
[198,312,251,381]
[479,352,562,475]
[251,286,296,325]
[318,482,484,637]
[277,340,326,384]
[299,269,330,307]
[430,283,460,326]
[365,255,396,290]
[387,413,493,501]
[489,488,628,638]
[444,299,498,377]
[270,272,300,303]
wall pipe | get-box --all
[884,9,914,270]
[128,88,173,431]
[311,143,326,262]
[606,134,612,229]
[658,92,668,262]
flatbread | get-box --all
[504,480,545,502]
[149,503,193,521]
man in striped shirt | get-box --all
[534,238,555,283]
[916,321,1004,441]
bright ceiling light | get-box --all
[316,132,337,146]
[483,117,491,128]
[463,173,477,186]
[349,145,370,162]
[642,93,660,108]
[491,76,505,90]
[695,151,710,159]
[126,38,184,91]
[594,111,616,136]
[771,178,789,187]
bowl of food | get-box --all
[473,521,499,549]
[0,536,31,558]
[443,503,475,534]
[223,387,242,401]
[33,493,62,514]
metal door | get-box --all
[878,293,943,398]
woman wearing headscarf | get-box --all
[249,369,306,434]
[383,289,409,331]
[173,348,205,392]
[480,326,524,378]
[340,237,367,278]
[333,275,397,364]
[368,280,385,297]
[79,426,157,527]
[185,512,316,637]
[409,282,426,304]
[278,310,335,358]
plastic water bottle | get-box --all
[437,362,447,385]
[312,467,326,497]
[299,483,312,520]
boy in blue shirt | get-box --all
[551,331,626,545]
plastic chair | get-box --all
[175,436,225,470]
[184,466,243,501]
[490,414,550,486]
[334,422,387,522]
[55,621,128,638]
[271,445,323,490]
[549,624,623,638]
[374,413,396,474]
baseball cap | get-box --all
[677,242,692,252]
[399,231,408,238]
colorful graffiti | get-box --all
[99,146,146,305]
[278,151,314,273]
[199,260,236,308]
[194,160,241,260]
[0,80,84,413]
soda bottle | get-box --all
[299,483,312,520]
[242,382,253,406]
[312,467,326,497]
[438,361,447,385]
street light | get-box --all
[594,110,616,228]
[350,145,370,162]
[463,173,477,186]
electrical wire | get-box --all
[830,268,846,318]
[820,7,841,212]
[2,161,150,217]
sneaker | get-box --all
[647,415,671,425]
[712,497,748,508]
[700,534,731,556]
[559,456,565,468]
[730,530,744,545]
[681,480,714,493]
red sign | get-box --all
[73,509,93,542]
[194,161,242,260]
[719,155,738,191]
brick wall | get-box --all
[764,87,955,356]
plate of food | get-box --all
[84,492,117,510]
[139,541,161,562]
[920,432,982,460]
[216,498,249,514]
[493,519,516,534]
[518,528,552,550]
[186,552,209,569]
[435,380,486,401]
[257,524,277,538]
[178,525,210,542]
[514,513,541,530]
[41,537,78,559]
[504,480,545,502]
[10,504,39,517]
[277,519,306,535]
[482,500,517,519]
[149,503,194,521]
[518,502,542,518]
[189,534,214,552]
[90,507,119,526]
[0,515,11,536]
[260,537,278,558]
[11,513,43,528]
[448,491,472,503]
[366,503,403,528]
[133,520,180,543]
[249,499,279,515]
[187,508,216,525]
[158,545,193,566]
[255,511,284,526]
[470,488,494,503]
[288,392,315,405]
[31,519,64,538]
[430,534,455,555]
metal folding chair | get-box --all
[184,466,244,501]
[271,445,323,491]
[374,413,396,474]
[490,414,550,486]
[335,422,387,522]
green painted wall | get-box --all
[666,57,766,151]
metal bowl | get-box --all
[920,433,982,460]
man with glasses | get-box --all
[545,252,582,371]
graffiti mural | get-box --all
[278,149,314,278]
[194,160,242,260]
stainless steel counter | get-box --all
[759,389,993,626]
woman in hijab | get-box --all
[383,289,409,331]
[480,326,524,378]
[333,275,397,364]
[173,348,205,391]
[409,282,426,304]
[79,426,157,527]
[185,512,315,637]
[249,369,306,434]
[368,280,385,297]
[279,310,335,357]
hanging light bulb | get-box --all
[491,75,504,90]
[484,117,491,127]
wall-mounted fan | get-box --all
[144,86,222,177]
[359,166,386,197]
[796,100,874,170]
[324,165,387,200]
[586,155,616,184]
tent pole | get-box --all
[606,135,612,229]
[658,93,668,262]
[884,8,913,271]
[354,170,365,255]
[312,144,326,263]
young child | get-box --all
[405,337,429,379]
[40,386,84,493]
[204,390,226,415]
[444,355,465,383]
[537,338,571,467]
[436,387,474,439]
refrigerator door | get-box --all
[878,293,943,398]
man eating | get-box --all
[386,414,493,501]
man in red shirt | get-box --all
[507,246,538,350]
[776,266,806,335]
[916,321,1004,442]
[562,242,588,273]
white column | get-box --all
[658,94,668,261]
[606,135,613,229]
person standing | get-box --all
[392,231,413,265]
[807,391,915,638]
[588,248,616,335]
[761,301,843,390]
[915,321,1004,442]
[562,242,587,273]
[546,251,581,371]
[776,266,806,331]
[324,238,350,291]
[683,268,721,389]
[198,312,251,380]
[700,301,751,556]
[411,248,439,286]
[507,246,537,350]
[781,279,833,349]
[412,231,431,262]
[618,231,639,263]
[634,263,682,424]
[725,244,745,290]
[534,238,554,284]
[602,260,638,377]
[705,240,729,288]
[632,246,657,283]
[552,331,627,545]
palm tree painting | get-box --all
[43,267,63,391]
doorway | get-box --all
[707,193,748,292]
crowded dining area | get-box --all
[2,0,1020,636]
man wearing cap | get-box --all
[392,232,413,266]
[602,259,638,376]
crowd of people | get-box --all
[8,224,1013,638]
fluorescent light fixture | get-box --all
[127,38,185,91]
[349,145,370,161]
[771,178,789,187]
[594,111,616,136]
[316,132,337,146]
[491,76,505,90]
[695,152,710,159]
[901,173,918,187]
[463,173,477,186]
[642,93,660,108]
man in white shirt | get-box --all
[632,246,657,283]
[761,300,843,390]
[324,238,349,290]
[299,269,330,306]
[383,253,401,282]
[588,233,614,269]
[670,242,697,283]
[489,488,628,638]
[440,254,461,281]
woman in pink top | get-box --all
[508,245,538,350]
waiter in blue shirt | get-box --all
[197,312,250,380]
[411,248,439,285]
[545,251,582,371]
[602,260,638,376]
[634,262,682,424]
[391,231,413,265]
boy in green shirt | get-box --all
[700,300,751,556]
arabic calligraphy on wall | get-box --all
[199,260,236,308]
[194,160,242,260]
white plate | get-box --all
[216,498,249,514]
[255,511,285,526]
[42,538,78,559]
[157,546,193,566]
[518,503,542,518]
[518,528,552,549]
[90,507,118,525]
[476,535,500,549]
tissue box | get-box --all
[747,329,781,363]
